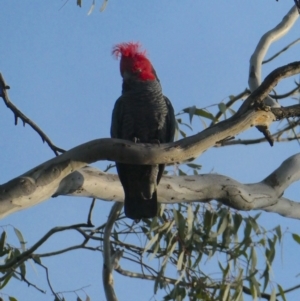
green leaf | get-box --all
[182,107,215,121]
[178,168,187,176]
[199,116,207,129]
[162,241,177,267]
[228,108,236,116]
[173,209,185,241]
[222,283,230,301]
[13,248,21,257]
[244,219,252,242]
[152,237,160,258]
[292,233,300,244]
[269,288,276,301]
[203,210,216,233]
[179,129,186,138]
[250,247,257,272]
[277,284,287,301]
[9,297,18,301]
[250,276,260,299]
[87,0,96,15]
[177,251,185,271]
[0,231,6,250]
[143,233,159,254]
[186,163,202,170]
[216,213,228,236]
[176,118,193,130]
[274,225,282,243]
[100,0,109,12]
[218,260,225,272]
[188,105,196,123]
[0,273,13,289]
[192,252,203,269]
[248,216,261,234]
[221,227,231,247]
[233,213,242,234]
[266,244,276,264]
[262,269,269,292]
[20,262,26,278]
[13,227,26,252]
[77,0,82,7]
[250,280,257,300]
[218,102,227,114]
[186,205,194,241]
[112,229,118,241]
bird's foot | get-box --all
[150,139,160,146]
[133,137,140,143]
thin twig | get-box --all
[279,282,300,295]
[239,61,300,114]
[14,270,46,294]
[115,265,188,286]
[263,38,300,64]
[270,81,300,99]
[87,198,96,226]
[55,285,91,299]
[35,262,60,300]
[210,89,250,126]
[0,73,65,156]
[242,285,279,301]
[0,223,94,271]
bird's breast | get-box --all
[121,91,168,143]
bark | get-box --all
[0,107,274,219]
[0,107,299,219]
[248,5,299,107]
[45,153,300,220]
[102,203,122,301]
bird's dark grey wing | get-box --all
[164,96,176,143]
[157,96,176,185]
[110,97,123,138]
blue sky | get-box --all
[1,1,300,300]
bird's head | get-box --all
[112,42,156,81]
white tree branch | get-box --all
[248,5,299,107]
[2,148,300,219]
[58,153,300,219]
[0,108,274,219]
[1,61,300,220]
[102,202,123,301]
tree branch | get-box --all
[48,152,300,219]
[0,73,65,156]
[262,38,300,64]
[34,261,60,300]
[271,104,300,119]
[102,202,123,301]
[0,62,300,220]
[115,265,188,286]
[210,89,250,126]
[0,223,93,271]
[270,82,300,99]
[248,5,299,107]
[14,270,46,294]
[239,61,300,114]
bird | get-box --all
[110,42,176,220]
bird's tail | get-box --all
[124,191,158,220]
